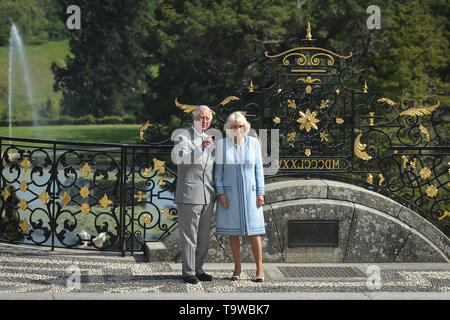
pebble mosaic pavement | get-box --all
[0,244,449,295]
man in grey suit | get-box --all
[172,105,216,284]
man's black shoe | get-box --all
[197,273,213,281]
[183,276,200,284]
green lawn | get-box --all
[0,124,142,144]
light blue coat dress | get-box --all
[214,136,265,236]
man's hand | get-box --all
[257,195,264,208]
[201,136,213,151]
[219,194,229,209]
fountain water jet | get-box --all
[8,23,38,137]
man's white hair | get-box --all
[192,105,213,119]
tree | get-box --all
[144,0,305,122]
[51,0,154,117]
[0,0,49,46]
[370,0,449,106]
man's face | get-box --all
[193,108,212,133]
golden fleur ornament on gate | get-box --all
[60,192,71,206]
[273,117,281,124]
[153,158,166,173]
[297,109,320,132]
[80,162,92,178]
[80,186,90,199]
[81,203,91,215]
[39,191,51,205]
[19,181,28,193]
[157,180,166,187]
[19,219,30,233]
[19,199,28,211]
[99,194,113,209]
[20,158,32,172]
[2,187,10,201]
[134,191,147,202]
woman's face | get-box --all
[230,121,245,137]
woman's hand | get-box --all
[257,195,264,208]
[219,194,229,209]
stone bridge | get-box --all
[156,179,449,263]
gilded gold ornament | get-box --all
[19,219,30,233]
[39,191,51,205]
[306,22,312,40]
[438,211,449,221]
[401,155,409,169]
[426,185,438,198]
[153,158,166,173]
[143,167,152,177]
[161,208,176,219]
[80,163,92,178]
[369,112,375,126]
[297,109,320,132]
[19,181,28,193]
[354,134,372,161]
[134,191,147,202]
[219,96,240,106]
[287,132,296,142]
[320,99,330,109]
[140,120,150,141]
[320,132,329,142]
[419,168,431,180]
[378,174,385,186]
[80,186,90,199]
[20,158,32,172]
[287,99,296,109]
[273,117,281,124]
[81,203,91,215]
[377,98,396,106]
[367,173,373,184]
[399,100,440,117]
[419,124,430,142]
[99,194,113,209]
[363,81,368,93]
[174,98,216,115]
[143,214,152,224]
[336,118,344,124]
[248,80,254,92]
[157,180,166,187]
[60,192,71,206]
[19,199,28,211]
[305,149,311,157]
[2,187,10,201]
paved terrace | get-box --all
[0,243,449,300]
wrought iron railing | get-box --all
[0,137,177,255]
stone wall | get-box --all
[161,179,449,263]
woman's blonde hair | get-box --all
[224,111,251,135]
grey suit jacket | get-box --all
[173,127,216,204]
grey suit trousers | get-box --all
[177,201,215,277]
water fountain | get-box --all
[8,23,37,137]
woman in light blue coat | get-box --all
[215,112,265,282]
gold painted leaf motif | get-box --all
[354,134,372,161]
